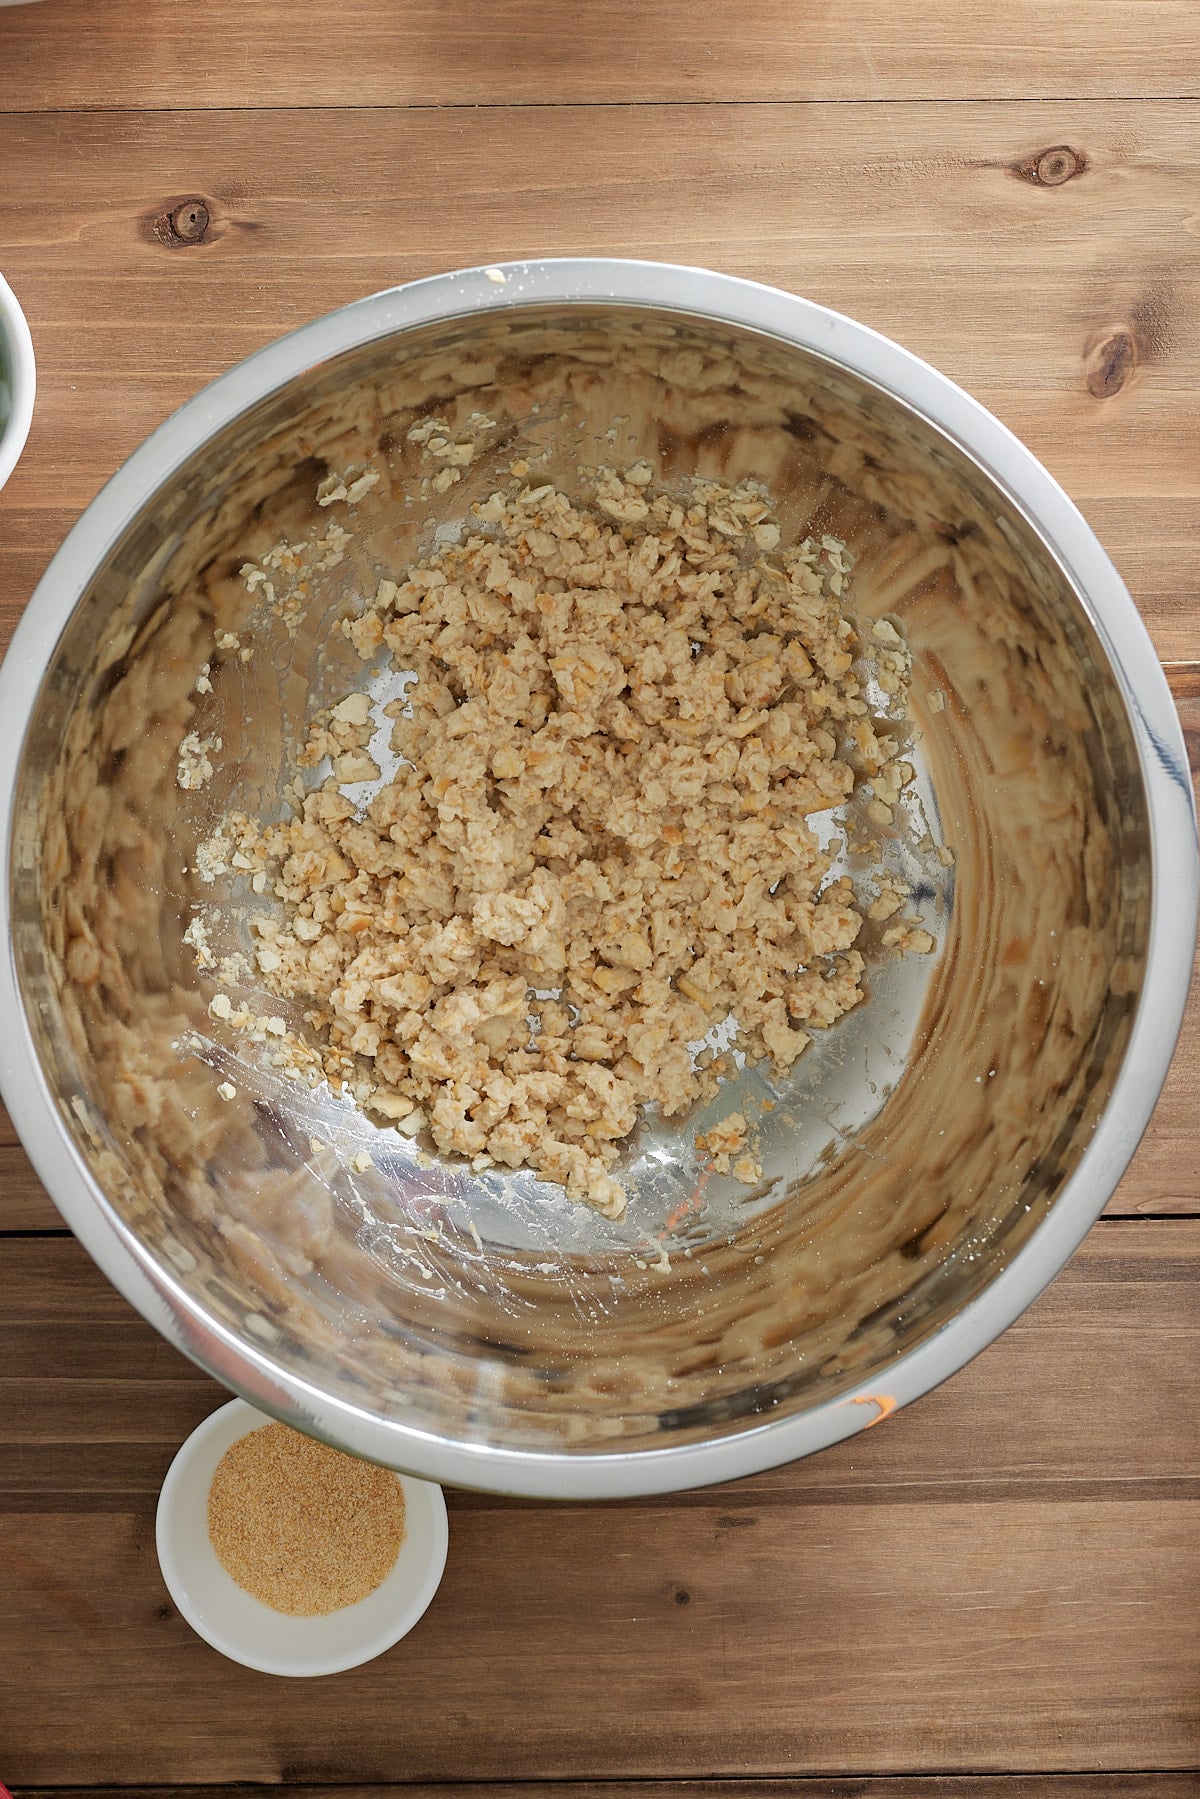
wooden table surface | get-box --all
[1,2,1198,1791]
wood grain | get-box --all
[1,102,1198,655]
[0,1146,63,1231]
[2,664,1192,1231]
[17,1784,1200,1799]
[0,665,1193,1230]
[0,1230,1194,1777]
[2,1223,1199,1502]
[1,12,1199,1786]
[0,0,1197,109]
[1118,666,1199,1214]
[2,1506,1198,1785]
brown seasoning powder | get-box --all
[207,1421,406,1615]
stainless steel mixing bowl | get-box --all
[1,261,1195,1496]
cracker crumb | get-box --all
[217,1081,237,1101]
[216,952,251,988]
[868,878,909,924]
[331,691,373,727]
[195,824,233,882]
[882,921,937,955]
[318,467,381,508]
[332,750,381,784]
[183,915,216,970]
[697,1111,761,1181]
[346,470,380,504]
[177,731,222,792]
[207,1421,405,1616]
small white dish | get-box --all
[156,1397,448,1676]
[0,271,35,490]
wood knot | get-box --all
[152,196,211,247]
[1013,145,1087,187]
[1085,330,1137,399]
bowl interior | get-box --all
[8,300,1150,1464]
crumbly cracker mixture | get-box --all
[203,467,926,1217]
[176,730,222,792]
[236,517,354,640]
[406,412,497,499]
[696,1111,763,1184]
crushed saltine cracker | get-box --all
[696,1111,763,1185]
[177,731,221,792]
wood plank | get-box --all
[1116,941,1200,1214]
[3,1495,1198,1780]
[1116,665,1200,1214]
[15,1782,1200,1799]
[1,101,1198,655]
[0,669,1193,1231]
[1,1222,1198,1510]
[2,665,1193,1231]
[0,0,1197,108]
[0,1145,65,1231]
[3,1241,1198,1778]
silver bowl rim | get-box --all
[0,258,1195,1497]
